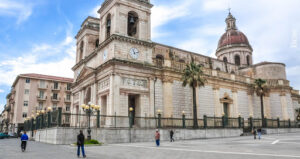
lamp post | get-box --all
[81,102,100,141]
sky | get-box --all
[0,0,300,112]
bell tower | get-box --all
[98,0,153,43]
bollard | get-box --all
[182,114,186,128]
[203,115,207,129]
[97,110,100,128]
[157,113,161,128]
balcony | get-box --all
[65,87,71,92]
[51,86,61,92]
[37,95,47,101]
[51,96,60,102]
[38,84,48,90]
[64,98,71,103]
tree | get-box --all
[182,59,206,128]
[254,78,267,127]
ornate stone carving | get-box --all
[98,79,110,90]
[122,77,147,88]
[220,93,233,104]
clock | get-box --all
[130,48,139,59]
[103,50,108,60]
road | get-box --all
[1,133,300,159]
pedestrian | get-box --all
[155,129,160,146]
[21,131,29,152]
[170,130,174,142]
[252,127,257,140]
[77,130,86,158]
[257,128,262,140]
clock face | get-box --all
[103,50,108,60]
[130,48,139,59]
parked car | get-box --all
[0,133,10,139]
[8,133,18,138]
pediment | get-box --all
[76,66,95,82]
[220,93,233,104]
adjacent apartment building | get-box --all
[2,73,73,134]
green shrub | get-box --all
[85,139,99,144]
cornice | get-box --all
[72,34,153,70]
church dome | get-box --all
[216,12,252,52]
[217,30,251,49]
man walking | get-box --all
[170,130,174,142]
[21,131,29,152]
[77,130,86,158]
[155,129,160,147]
[253,127,257,140]
[257,128,262,140]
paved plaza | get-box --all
[1,133,300,159]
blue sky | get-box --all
[0,0,300,112]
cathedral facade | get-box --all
[71,0,300,127]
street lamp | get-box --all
[81,102,100,140]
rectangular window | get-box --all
[66,94,71,100]
[53,104,57,111]
[66,104,70,111]
[54,82,59,89]
[53,93,58,99]
[65,116,70,123]
[22,113,27,118]
[39,91,44,98]
[25,78,30,83]
[24,89,29,94]
[40,80,45,88]
[39,102,43,110]
[67,83,71,90]
[23,101,28,107]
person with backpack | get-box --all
[77,130,86,158]
[21,131,29,152]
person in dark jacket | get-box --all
[77,130,86,158]
[253,127,257,140]
[257,128,262,140]
[21,131,29,152]
[170,130,174,142]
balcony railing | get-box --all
[51,86,61,91]
[64,98,71,103]
[51,96,60,102]
[38,84,48,89]
[37,96,47,101]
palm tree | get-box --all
[182,59,206,128]
[254,78,267,127]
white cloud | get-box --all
[0,0,34,24]
[0,89,4,93]
[0,35,76,86]
[89,5,101,18]
[151,0,194,39]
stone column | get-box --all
[247,91,254,118]
[232,89,238,117]
[213,85,221,117]
[263,95,271,118]
[162,78,173,118]
[108,74,115,116]
[280,92,289,120]
[149,78,155,117]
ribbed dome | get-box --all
[217,30,251,49]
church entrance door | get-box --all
[223,103,229,126]
[128,94,139,126]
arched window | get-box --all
[106,14,111,39]
[246,55,250,66]
[156,54,164,67]
[128,11,138,37]
[95,39,99,48]
[234,55,240,66]
[231,70,235,74]
[216,67,221,71]
[223,57,228,63]
[79,41,84,60]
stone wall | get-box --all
[172,80,192,118]
[237,91,249,119]
[265,128,300,134]
[198,85,215,117]
[270,93,282,119]
[31,128,243,145]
